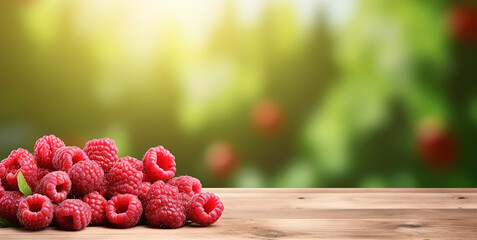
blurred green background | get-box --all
[1,0,476,187]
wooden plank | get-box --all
[208,188,477,193]
[1,218,476,240]
[217,192,477,210]
[222,209,477,220]
[0,189,475,239]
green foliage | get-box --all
[0,218,15,228]
[17,171,33,197]
[0,0,475,187]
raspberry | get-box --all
[68,160,104,197]
[138,181,151,202]
[187,192,224,225]
[107,160,143,198]
[83,191,107,226]
[83,138,119,173]
[119,156,143,171]
[0,163,5,180]
[98,178,109,197]
[137,182,152,225]
[34,135,65,169]
[145,180,166,201]
[142,146,176,182]
[0,185,4,198]
[36,171,71,203]
[145,183,186,228]
[0,191,25,225]
[179,192,192,208]
[106,194,142,228]
[0,164,5,191]
[37,168,52,182]
[17,194,54,230]
[55,199,91,230]
[168,176,202,197]
[52,146,89,172]
[2,148,38,191]
[50,203,59,226]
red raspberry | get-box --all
[98,178,109,198]
[0,185,4,198]
[83,191,107,226]
[83,138,119,173]
[145,180,166,201]
[36,171,71,203]
[34,135,65,169]
[52,146,89,172]
[106,194,142,228]
[142,146,176,182]
[187,192,224,225]
[17,194,54,230]
[55,199,91,230]
[37,168,52,182]
[50,203,59,226]
[142,180,165,210]
[0,164,5,192]
[0,163,5,180]
[2,148,38,191]
[137,182,153,225]
[119,156,143,171]
[107,160,143,198]
[0,191,25,225]
[167,176,202,197]
[179,192,192,209]
[145,183,185,228]
[68,160,104,197]
[138,181,152,202]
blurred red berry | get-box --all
[416,121,458,169]
[251,100,284,136]
[449,3,477,43]
[205,141,238,178]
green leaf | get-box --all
[0,217,15,227]
[17,171,33,196]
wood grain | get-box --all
[1,188,476,239]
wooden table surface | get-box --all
[1,188,476,239]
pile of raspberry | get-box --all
[0,135,224,230]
